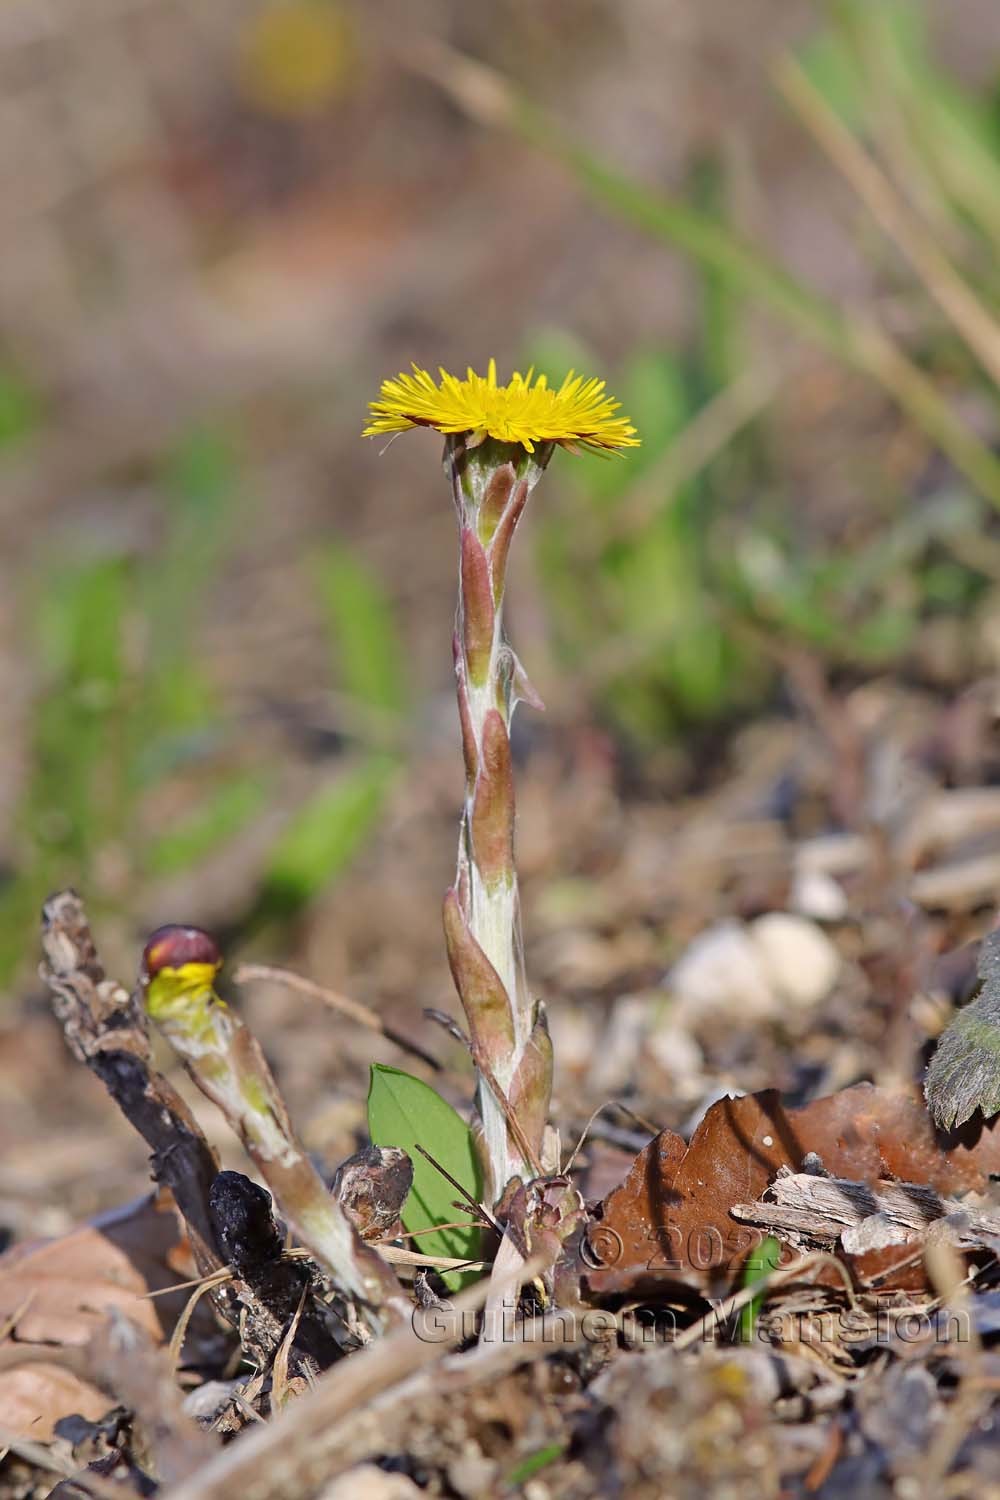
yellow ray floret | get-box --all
[363,359,640,454]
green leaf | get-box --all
[262,756,394,915]
[314,545,404,716]
[368,1063,483,1290]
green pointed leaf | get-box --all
[368,1063,483,1290]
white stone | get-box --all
[749,912,841,1008]
[790,866,849,922]
[667,920,777,1019]
[318,1466,423,1500]
[646,1023,704,1079]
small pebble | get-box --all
[749,913,841,1008]
[790,867,848,922]
[668,921,776,1019]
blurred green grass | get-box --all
[0,427,405,985]
[522,0,1000,743]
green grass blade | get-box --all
[314,544,405,717]
[739,1235,781,1343]
[145,773,270,876]
[260,755,395,916]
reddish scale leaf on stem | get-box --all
[582,1083,1000,1298]
[470,709,515,887]
[477,462,517,546]
[442,887,515,1064]
[507,1008,554,1163]
[459,528,495,686]
[453,635,478,785]
[487,478,530,605]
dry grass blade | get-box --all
[233,962,383,1033]
[776,55,1000,393]
[233,963,441,1073]
[168,1274,234,1372]
[267,1244,487,1273]
[270,1287,308,1412]
[379,1248,487,1271]
[395,1220,484,1241]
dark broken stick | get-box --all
[208,1170,341,1369]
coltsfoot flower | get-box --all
[363,359,639,454]
[362,356,638,1202]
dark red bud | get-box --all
[142,924,222,980]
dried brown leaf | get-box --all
[583,1083,1000,1296]
[0,1191,196,1442]
[0,1363,108,1441]
[0,1191,192,1347]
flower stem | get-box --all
[443,434,554,1200]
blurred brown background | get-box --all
[2,0,1000,1234]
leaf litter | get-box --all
[10,685,1000,1497]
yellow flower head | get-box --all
[140,924,223,1025]
[363,359,640,455]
